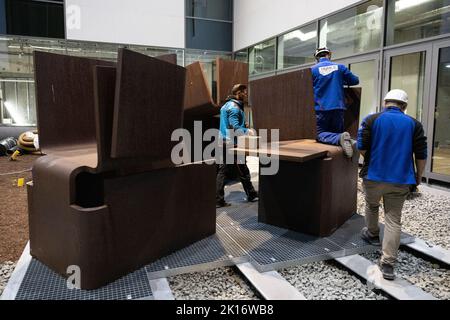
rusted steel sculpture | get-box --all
[247,69,361,237]
[216,58,249,106]
[28,49,216,289]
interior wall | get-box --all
[65,0,185,48]
[233,0,361,51]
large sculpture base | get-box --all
[27,157,216,289]
[258,146,358,237]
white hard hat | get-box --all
[384,89,408,105]
[314,47,331,58]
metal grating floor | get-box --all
[15,259,152,300]
[13,182,414,299]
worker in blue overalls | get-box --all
[311,47,360,158]
[358,89,427,280]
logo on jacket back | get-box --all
[319,65,338,76]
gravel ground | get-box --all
[168,267,260,300]
[280,261,388,300]
[0,261,16,297]
[357,179,450,250]
[361,250,450,300]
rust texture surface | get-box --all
[111,48,186,159]
[33,51,115,153]
[250,69,316,141]
[29,50,216,289]
[184,62,219,118]
[216,58,249,106]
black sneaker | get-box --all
[361,227,381,246]
[216,201,231,208]
[247,192,259,202]
[379,262,395,281]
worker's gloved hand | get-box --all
[247,129,257,136]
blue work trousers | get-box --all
[316,109,345,146]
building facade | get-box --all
[0,0,449,185]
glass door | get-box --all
[428,40,450,182]
[335,53,381,124]
[383,45,432,124]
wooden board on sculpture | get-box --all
[184,62,219,117]
[216,58,248,106]
[250,69,316,141]
[33,51,115,154]
[111,48,186,159]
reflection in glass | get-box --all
[186,0,233,21]
[234,49,248,63]
[432,47,450,176]
[278,23,317,69]
[389,52,426,121]
[386,0,450,46]
[349,60,377,124]
[186,18,232,52]
[249,39,276,75]
[1,80,35,125]
[319,0,383,59]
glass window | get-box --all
[249,39,276,75]
[349,60,378,123]
[278,23,317,69]
[386,0,450,46]
[319,0,383,59]
[5,0,64,38]
[234,49,248,63]
[186,0,233,21]
[389,52,426,121]
[432,46,450,176]
[186,18,232,52]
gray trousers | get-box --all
[363,179,410,265]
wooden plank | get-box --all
[111,48,186,159]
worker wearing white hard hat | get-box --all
[311,47,360,159]
[357,89,427,281]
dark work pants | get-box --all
[216,146,256,203]
[316,109,345,146]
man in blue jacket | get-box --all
[311,47,360,158]
[358,89,427,280]
[216,84,258,208]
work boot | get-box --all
[361,227,381,246]
[339,132,353,158]
[351,140,360,164]
[379,262,395,281]
[216,201,231,208]
[247,191,259,203]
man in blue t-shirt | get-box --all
[311,47,360,158]
[357,89,427,280]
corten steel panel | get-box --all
[33,51,115,153]
[344,88,361,138]
[111,48,186,159]
[28,158,216,289]
[184,62,219,118]
[250,69,316,141]
[258,145,358,237]
[216,58,249,106]
[155,53,177,65]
